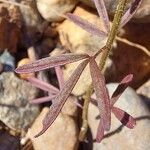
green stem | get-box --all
[79,84,93,141]
[99,0,128,70]
[79,0,128,141]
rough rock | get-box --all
[0,3,21,53]
[80,0,150,23]
[0,3,22,27]
[36,0,78,22]
[20,0,46,42]
[0,50,15,71]
[57,4,107,95]
[105,23,150,88]
[28,96,79,150]
[0,72,40,132]
[87,83,150,150]
[20,0,43,28]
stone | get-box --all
[36,0,78,22]
[87,83,150,150]
[0,3,21,53]
[19,0,46,45]
[20,0,43,28]
[137,80,150,99]
[0,72,40,132]
[80,0,150,23]
[61,96,78,117]
[105,23,150,88]
[0,3,22,27]
[0,18,19,52]
[0,18,20,53]
[0,50,15,71]
[17,58,35,79]
[57,4,107,96]
[28,96,79,150]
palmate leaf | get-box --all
[120,0,143,28]
[27,77,59,94]
[34,59,89,137]
[15,53,89,73]
[112,107,136,129]
[66,13,107,37]
[93,0,110,32]
[89,58,111,131]
[111,74,133,106]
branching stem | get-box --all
[79,0,128,141]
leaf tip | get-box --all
[14,67,20,73]
[121,74,133,84]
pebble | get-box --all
[28,96,79,150]
[0,72,40,133]
[36,0,78,22]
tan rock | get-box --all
[17,58,35,79]
[57,4,107,96]
[62,96,78,117]
[29,106,79,150]
[36,0,78,22]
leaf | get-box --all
[96,120,104,143]
[93,0,110,32]
[112,107,136,129]
[15,53,89,73]
[55,66,64,90]
[34,59,89,137]
[66,13,107,37]
[30,95,56,104]
[111,74,133,106]
[120,0,142,28]
[89,58,111,131]
[27,77,59,94]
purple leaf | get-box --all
[55,66,65,90]
[120,0,142,28]
[27,77,59,94]
[66,13,107,37]
[111,74,133,106]
[96,120,104,143]
[112,107,136,129]
[30,95,56,104]
[34,59,89,137]
[89,58,111,131]
[93,0,110,32]
[15,53,89,73]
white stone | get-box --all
[36,0,78,22]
